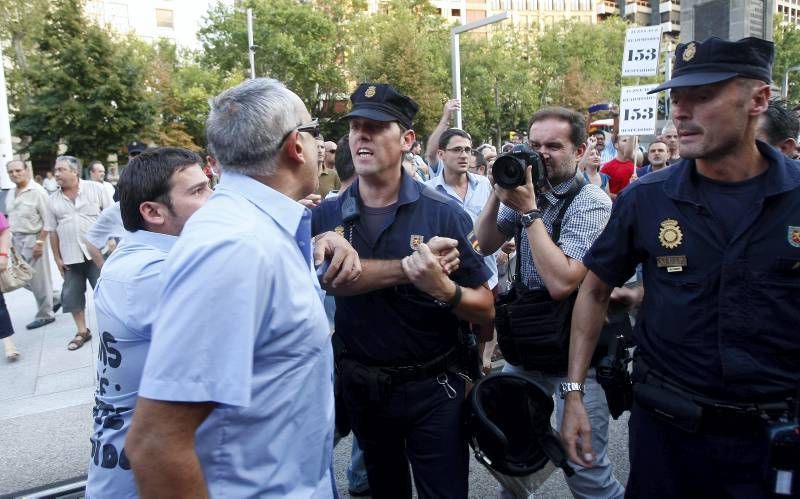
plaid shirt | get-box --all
[497,175,612,290]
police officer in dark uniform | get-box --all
[561,37,800,498]
[312,83,494,499]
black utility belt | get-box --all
[341,348,458,384]
[633,361,792,434]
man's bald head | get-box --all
[323,141,337,170]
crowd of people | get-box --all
[1,34,798,499]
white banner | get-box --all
[619,85,659,136]
[621,25,662,77]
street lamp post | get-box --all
[247,8,256,79]
[451,13,510,129]
[782,65,800,100]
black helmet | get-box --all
[465,372,574,477]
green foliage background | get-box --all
[1,0,797,168]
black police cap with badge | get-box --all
[648,36,774,93]
[343,83,420,129]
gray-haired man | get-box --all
[44,155,112,350]
[127,78,359,498]
[6,160,59,329]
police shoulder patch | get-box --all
[467,230,483,255]
[788,226,800,248]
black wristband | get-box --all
[448,283,462,308]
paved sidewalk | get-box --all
[0,260,97,496]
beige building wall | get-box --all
[776,0,800,25]
[85,0,235,49]
[366,0,596,31]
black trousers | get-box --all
[344,373,468,499]
[0,292,14,339]
[626,401,771,499]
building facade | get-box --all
[85,0,235,49]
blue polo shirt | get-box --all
[585,141,800,402]
[87,230,176,499]
[140,171,335,498]
[426,172,499,288]
[312,170,492,365]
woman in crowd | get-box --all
[0,213,19,361]
[579,136,610,196]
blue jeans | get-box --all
[347,438,369,492]
[501,364,625,499]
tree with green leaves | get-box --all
[198,0,346,118]
[347,0,452,137]
[531,18,628,111]
[10,0,154,166]
[773,14,800,105]
[142,39,238,151]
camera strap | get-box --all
[513,176,587,285]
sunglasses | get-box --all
[279,118,321,148]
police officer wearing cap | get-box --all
[562,37,800,497]
[312,83,494,498]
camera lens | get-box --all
[492,155,526,189]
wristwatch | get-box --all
[559,381,585,399]
[520,209,542,228]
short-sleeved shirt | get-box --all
[600,158,635,194]
[86,230,176,499]
[86,202,128,249]
[426,171,499,288]
[139,171,334,498]
[584,141,800,401]
[6,182,49,234]
[318,168,341,199]
[497,176,612,290]
[44,180,113,264]
[312,170,492,365]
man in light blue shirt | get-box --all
[425,129,498,289]
[86,147,212,498]
[127,78,359,498]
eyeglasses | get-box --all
[279,118,321,148]
[445,146,472,155]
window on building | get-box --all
[155,8,174,28]
[452,8,461,16]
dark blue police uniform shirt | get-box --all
[312,170,491,365]
[585,141,800,402]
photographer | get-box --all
[474,107,622,498]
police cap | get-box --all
[343,83,419,129]
[649,36,774,94]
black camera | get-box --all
[492,144,545,189]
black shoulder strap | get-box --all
[551,176,587,243]
[513,176,587,284]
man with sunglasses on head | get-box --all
[126,78,359,497]
[312,83,494,498]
